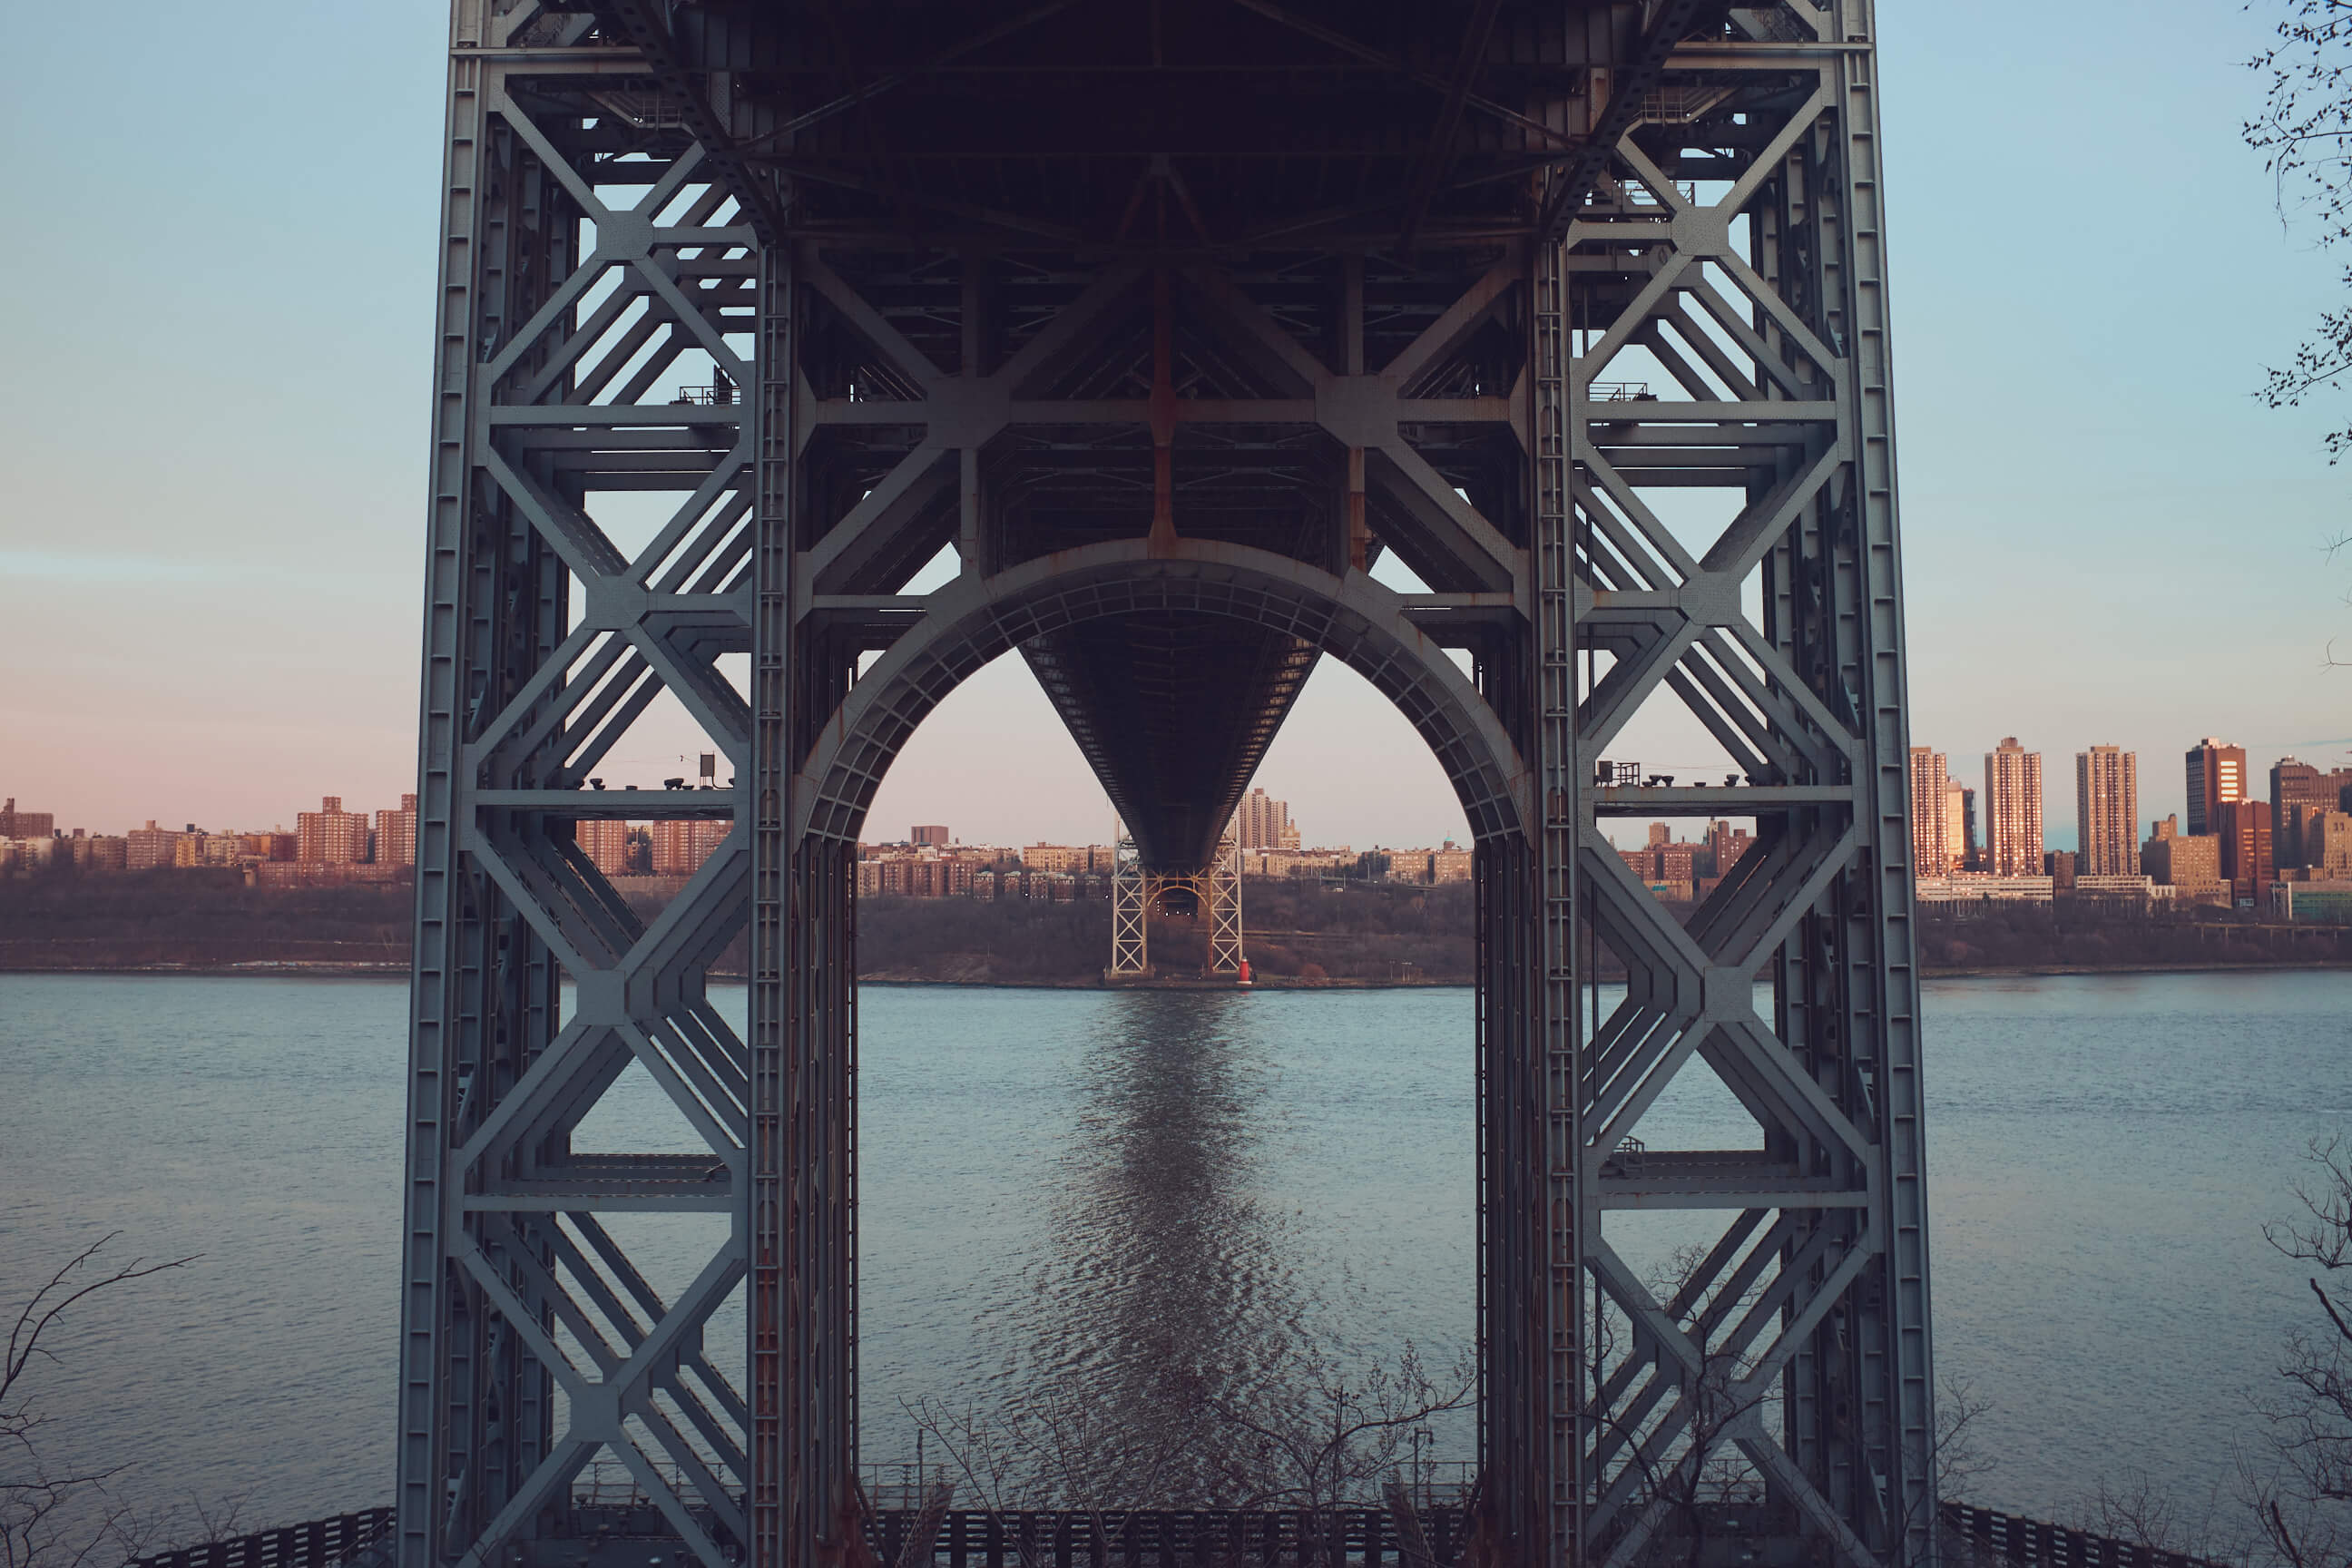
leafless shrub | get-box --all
[3,1234,197,1568]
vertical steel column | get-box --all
[403,12,759,1568]
[1558,4,1935,1563]
[1205,835,1244,975]
[1824,10,1936,1553]
[401,9,571,1558]
[1534,234,1584,1565]
[750,240,793,1568]
[1110,826,1149,977]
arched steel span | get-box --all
[397,5,1937,1568]
[792,539,1528,851]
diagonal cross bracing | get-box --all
[404,5,1932,1567]
[402,18,758,1568]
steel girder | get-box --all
[402,7,1936,1568]
[401,8,759,1568]
[1102,833,1246,978]
[1561,5,1937,1565]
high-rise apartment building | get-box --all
[2270,759,2352,867]
[651,817,730,877]
[2185,738,2246,838]
[2309,811,2352,877]
[1983,738,2043,877]
[1705,818,1754,878]
[2141,814,2224,888]
[910,824,951,847]
[297,797,371,864]
[1233,787,1300,850]
[1940,779,1966,873]
[125,820,183,872]
[1906,748,1949,876]
[375,794,418,868]
[0,799,54,839]
[1961,787,1979,870]
[2216,799,2275,906]
[575,818,637,877]
[2074,746,2139,877]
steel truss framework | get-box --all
[398,5,1933,1568]
[1106,829,1244,979]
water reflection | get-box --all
[1000,990,1301,1499]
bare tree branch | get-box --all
[3,1236,198,1568]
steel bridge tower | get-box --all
[397,4,1936,1565]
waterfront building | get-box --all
[2185,737,2246,838]
[2216,799,2275,907]
[1913,873,2054,906]
[2043,850,2076,892]
[1021,842,1088,874]
[2074,745,2138,877]
[0,799,54,839]
[1233,787,1300,850]
[376,795,419,867]
[0,837,60,872]
[1984,738,2043,877]
[2274,880,2352,921]
[1961,787,1979,869]
[1906,748,1949,877]
[2141,815,2225,891]
[69,835,127,872]
[2316,810,2352,877]
[2072,874,2155,911]
[2271,759,2352,867]
[652,817,730,877]
[125,820,183,872]
[1706,818,1754,878]
[575,818,636,877]
[1395,845,1475,885]
[1942,779,1966,873]
[297,797,371,864]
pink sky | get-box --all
[7,0,2352,851]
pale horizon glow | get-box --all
[5,2,2350,857]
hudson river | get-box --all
[1,972,2344,1525]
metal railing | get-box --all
[126,1494,2225,1568]
[865,1507,1475,1568]
[1938,1502,2230,1568]
[125,1511,393,1568]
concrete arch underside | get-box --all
[793,538,1531,853]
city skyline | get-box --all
[5,3,2352,853]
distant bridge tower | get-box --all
[1109,822,1148,976]
[1106,820,1244,980]
[398,5,1935,1567]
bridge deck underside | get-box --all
[1023,613,1315,875]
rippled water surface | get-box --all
[0,970,2344,1524]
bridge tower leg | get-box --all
[397,10,760,1568]
[1205,834,1244,976]
[1109,826,1149,977]
[1556,5,1938,1564]
[401,8,1932,1568]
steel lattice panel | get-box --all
[400,5,1936,1567]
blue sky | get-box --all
[2,1,2347,848]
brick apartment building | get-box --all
[0,798,54,839]
[297,797,372,864]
